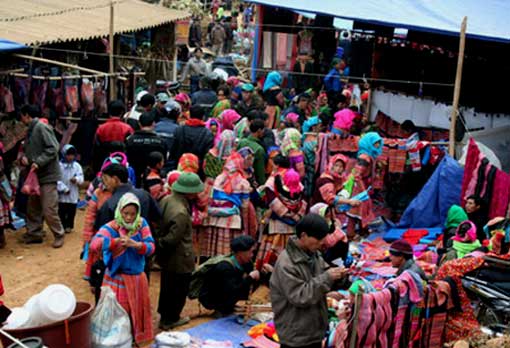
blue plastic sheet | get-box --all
[398,156,464,228]
[185,316,254,345]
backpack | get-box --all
[188,255,233,299]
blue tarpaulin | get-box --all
[0,39,26,52]
[248,0,510,43]
[398,155,464,228]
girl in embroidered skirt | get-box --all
[91,193,155,346]
[280,128,305,178]
[196,130,237,257]
[345,132,383,238]
[256,168,307,269]
[201,152,252,257]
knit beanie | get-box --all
[389,239,413,257]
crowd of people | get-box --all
[0,7,507,346]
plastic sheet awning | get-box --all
[398,155,464,228]
[248,0,510,42]
[0,39,26,52]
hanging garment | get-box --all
[489,170,510,219]
[276,33,288,69]
[81,79,94,112]
[65,85,79,113]
[0,85,14,113]
[30,80,48,111]
[262,32,272,68]
[14,77,31,105]
[388,148,407,174]
[94,82,108,115]
[51,86,66,117]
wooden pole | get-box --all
[14,54,107,76]
[109,0,116,100]
[449,16,467,157]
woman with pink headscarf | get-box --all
[440,220,482,265]
[220,109,242,130]
[332,108,357,136]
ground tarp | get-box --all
[398,155,464,228]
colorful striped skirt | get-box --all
[256,234,291,270]
[103,270,153,346]
[199,226,243,257]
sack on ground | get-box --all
[91,286,132,348]
[21,169,40,196]
[188,255,233,299]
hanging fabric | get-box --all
[81,78,94,112]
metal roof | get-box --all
[0,0,190,46]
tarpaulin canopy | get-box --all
[0,39,26,52]
[398,155,464,228]
[248,0,510,43]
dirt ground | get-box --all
[0,205,212,346]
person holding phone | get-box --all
[270,213,349,348]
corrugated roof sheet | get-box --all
[0,0,190,46]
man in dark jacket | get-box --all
[271,214,347,348]
[170,105,214,177]
[199,236,260,316]
[191,76,217,111]
[20,104,66,248]
[155,100,181,174]
[156,172,204,330]
[188,16,202,48]
[235,83,264,117]
[94,164,161,232]
[126,112,167,186]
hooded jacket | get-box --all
[58,145,84,204]
[270,236,333,347]
[170,123,214,171]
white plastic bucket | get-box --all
[28,284,76,326]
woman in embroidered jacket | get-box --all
[91,192,155,346]
[201,151,252,257]
[345,132,383,238]
[280,128,305,178]
[257,168,307,269]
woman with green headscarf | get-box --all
[442,204,468,248]
[91,192,155,346]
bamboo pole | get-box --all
[13,54,107,76]
[109,0,116,100]
[449,17,467,157]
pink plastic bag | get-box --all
[21,169,40,196]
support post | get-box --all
[109,0,116,100]
[449,16,467,157]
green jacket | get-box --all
[237,135,266,185]
[156,192,195,274]
[24,119,61,184]
[270,236,333,347]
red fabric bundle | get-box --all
[402,229,428,245]
[81,80,94,111]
